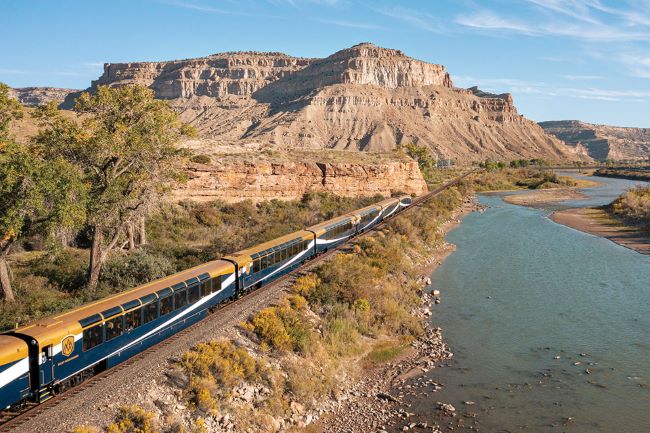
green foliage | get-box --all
[402,143,435,171]
[366,341,407,363]
[100,249,176,290]
[31,249,88,292]
[106,405,158,433]
[190,154,211,164]
[0,141,87,247]
[33,85,194,289]
[0,83,23,139]
[471,168,575,192]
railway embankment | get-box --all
[55,183,477,433]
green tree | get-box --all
[34,85,195,290]
[0,83,23,139]
[0,141,87,301]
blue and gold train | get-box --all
[0,195,412,410]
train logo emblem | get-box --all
[62,336,75,356]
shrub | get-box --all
[190,154,211,164]
[31,249,87,292]
[106,405,158,433]
[100,250,176,291]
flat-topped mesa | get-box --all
[9,87,79,107]
[257,43,453,100]
[91,52,314,99]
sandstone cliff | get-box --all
[10,87,79,107]
[539,120,650,161]
[80,43,580,163]
[174,156,427,203]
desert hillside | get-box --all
[539,120,650,161]
[60,43,580,163]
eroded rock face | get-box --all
[9,87,79,107]
[78,42,580,163]
[539,120,650,161]
[173,159,427,203]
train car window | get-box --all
[212,277,222,293]
[79,314,102,329]
[253,259,260,273]
[201,279,211,296]
[261,254,268,269]
[160,294,174,316]
[105,316,124,341]
[281,248,287,261]
[188,283,201,304]
[174,289,188,310]
[143,301,158,324]
[125,308,141,332]
[82,324,103,351]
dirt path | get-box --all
[550,207,650,255]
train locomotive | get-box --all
[0,195,412,411]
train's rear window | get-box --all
[83,325,103,351]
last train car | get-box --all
[398,194,413,209]
[224,230,315,294]
[4,260,235,404]
[0,335,30,409]
[307,215,358,254]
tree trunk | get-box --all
[127,223,135,250]
[0,252,14,303]
[138,216,147,246]
[88,226,105,291]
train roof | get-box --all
[346,203,382,218]
[224,230,313,265]
[12,260,234,348]
[0,335,28,365]
[305,215,354,236]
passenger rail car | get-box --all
[0,193,414,411]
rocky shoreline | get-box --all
[315,197,483,433]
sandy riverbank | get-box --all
[502,188,588,207]
[550,207,650,255]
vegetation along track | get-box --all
[0,170,474,433]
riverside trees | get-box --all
[35,85,195,290]
[0,84,87,302]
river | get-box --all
[418,173,650,433]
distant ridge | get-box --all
[539,120,650,161]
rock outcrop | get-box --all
[10,87,79,107]
[80,42,581,163]
[174,158,427,203]
[539,120,650,161]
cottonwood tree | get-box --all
[0,83,22,138]
[35,85,195,290]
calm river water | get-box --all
[421,173,650,433]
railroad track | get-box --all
[0,171,474,433]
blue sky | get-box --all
[1,0,649,127]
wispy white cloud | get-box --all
[455,74,650,102]
[456,11,538,35]
[314,18,382,30]
[83,62,105,68]
[456,1,650,42]
[165,0,243,15]
[374,6,443,34]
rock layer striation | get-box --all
[79,43,580,162]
